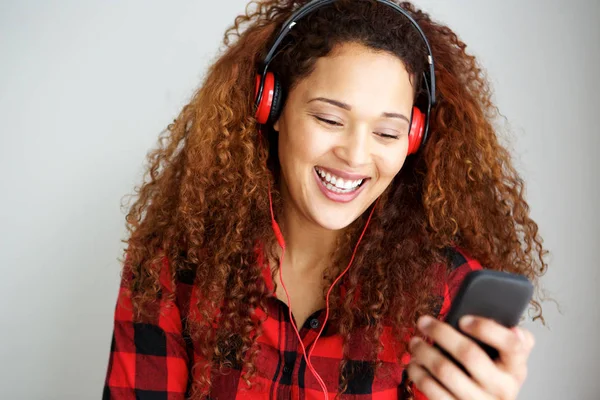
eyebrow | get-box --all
[307,97,410,123]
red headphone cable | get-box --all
[268,178,378,399]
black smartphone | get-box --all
[435,270,533,371]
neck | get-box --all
[276,202,340,276]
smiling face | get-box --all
[273,41,415,232]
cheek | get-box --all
[282,122,331,164]
[377,153,407,182]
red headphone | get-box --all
[253,1,436,156]
[255,72,427,155]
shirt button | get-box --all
[309,318,320,329]
[283,365,292,374]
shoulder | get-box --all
[121,250,196,314]
[434,246,484,319]
[443,246,483,288]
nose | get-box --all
[333,125,371,168]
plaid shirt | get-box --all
[103,246,482,399]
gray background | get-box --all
[1,0,598,398]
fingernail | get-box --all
[418,315,433,330]
[460,315,475,329]
[409,336,420,349]
[513,327,526,343]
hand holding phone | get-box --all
[435,270,533,370]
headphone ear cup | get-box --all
[254,72,276,124]
[407,106,425,155]
[268,75,284,125]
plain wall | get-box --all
[0,0,598,398]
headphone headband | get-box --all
[262,0,435,102]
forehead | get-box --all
[292,42,415,111]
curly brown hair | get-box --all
[119,0,548,397]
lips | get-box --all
[315,165,370,181]
[314,167,365,191]
[313,167,369,203]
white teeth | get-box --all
[315,167,366,193]
[326,182,349,194]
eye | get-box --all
[375,132,401,140]
[314,116,343,126]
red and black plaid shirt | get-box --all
[103,246,481,399]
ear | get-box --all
[273,118,280,132]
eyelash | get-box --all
[314,116,401,140]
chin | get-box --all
[311,210,362,232]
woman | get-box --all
[103,0,547,399]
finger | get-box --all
[509,327,535,384]
[417,315,513,398]
[409,336,491,400]
[460,317,529,369]
[516,327,536,353]
[407,361,457,400]
[457,316,527,395]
